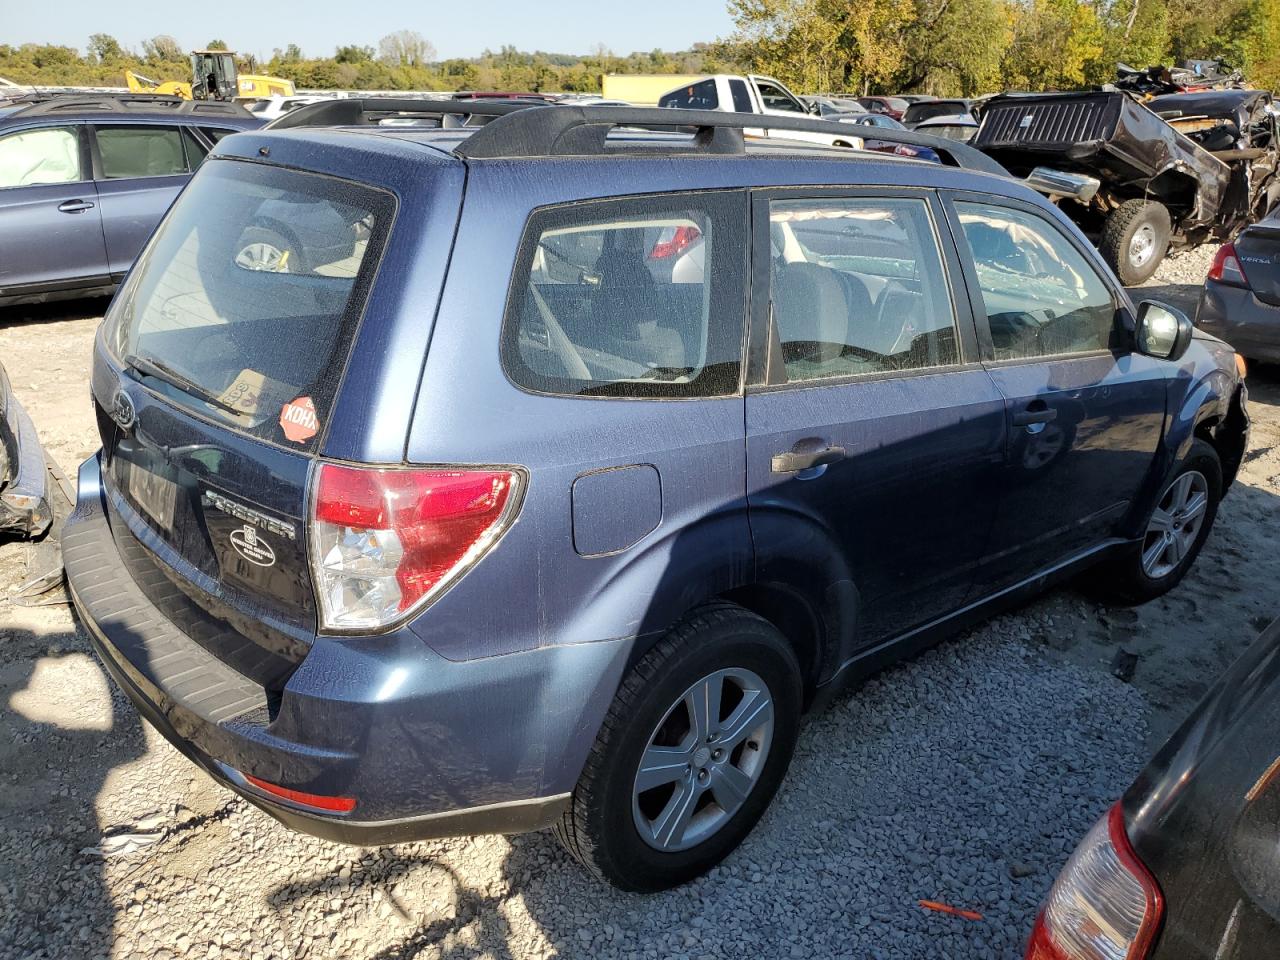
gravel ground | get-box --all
[2,244,1279,960]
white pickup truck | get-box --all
[657,74,862,148]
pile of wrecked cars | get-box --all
[974,74,1279,283]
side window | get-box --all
[0,127,81,188]
[503,194,745,398]
[755,80,805,113]
[658,79,719,111]
[728,78,753,113]
[769,196,959,383]
[182,128,210,169]
[96,126,188,179]
[955,202,1118,360]
[199,127,237,145]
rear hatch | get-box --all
[1234,220,1280,306]
[94,157,396,690]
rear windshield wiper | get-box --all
[124,353,245,419]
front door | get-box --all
[744,190,1008,649]
[945,196,1169,594]
[0,124,108,293]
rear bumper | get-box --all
[66,454,631,843]
[1196,282,1280,362]
[0,362,54,538]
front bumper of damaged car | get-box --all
[0,363,54,538]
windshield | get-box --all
[108,159,393,451]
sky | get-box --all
[3,1,738,60]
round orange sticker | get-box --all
[280,396,319,443]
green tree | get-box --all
[142,35,183,62]
[205,39,229,51]
[1003,0,1104,89]
[378,30,435,67]
[1092,0,1170,80]
[335,44,374,64]
[897,0,1012,94]
[87,33,123,62]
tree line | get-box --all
[0,32,720,94]
[723,0,1280,95]
[1,0,1277,100]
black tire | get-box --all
[1100,199,1171,285]
[1096,439,1222,605]
[234,225,304,273]
[554,601,802,892]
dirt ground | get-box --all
[3,258,1280,958]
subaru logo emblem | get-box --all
[110,389,136,430]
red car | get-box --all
[856,96,910,120]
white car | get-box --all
[657,74,863,149]
[246,95,334,122]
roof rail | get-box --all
[265,97,544,130]
[453,106,1009,175]
[11,94,251,119]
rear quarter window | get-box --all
[658,79,719,111]
[107,159,394,450]
[501,192,747,398]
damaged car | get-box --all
[973,88,1279,283]
[0,360,54,537]
[0,359,74,601]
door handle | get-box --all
[771,446,847,474]
[1012,402,1058,427]
[57,199,95,214]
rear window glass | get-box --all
[904,102,967,125]
[108,160,393,450]
[728,78,753,113]
[96,126,188,178]
[659,79,719,111]
[502,192,746,398]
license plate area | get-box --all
[126,460,179,530]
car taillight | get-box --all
[649,225,702,260]
[310,463,523,632]
[1026,803,1163,960]
[1208,242,1250,287]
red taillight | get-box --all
[1026,803,1163,960]
[649,225,702,260]
[310,464,522,631]
[243,774,356,813]
[1208,242,1250,287]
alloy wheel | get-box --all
[235,242,291,273]
[1141,470,1209,579]
[632,667,774,852]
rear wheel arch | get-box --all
[720,581,828,704]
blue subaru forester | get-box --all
[64,101,1248,891]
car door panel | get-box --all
[943,193,1169,593]
[744,189,1006,652]
[0,124,108,292]
[977,354,1167,590]
[748,370,1008,645]
[91,124,192,276]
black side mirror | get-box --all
[1135,299,1193,361]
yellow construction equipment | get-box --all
[125,70,192,99]
[125,51,294,102]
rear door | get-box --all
[944,193,1168,592]
[744,189,1007,648]
[91,122,201,276]
[94,158,393,687]
[0,123,108,292]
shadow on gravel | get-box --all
[0,296,111,332]
[0,617,148,960]
[1125,281,1203,317]
[268,850,526,960]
